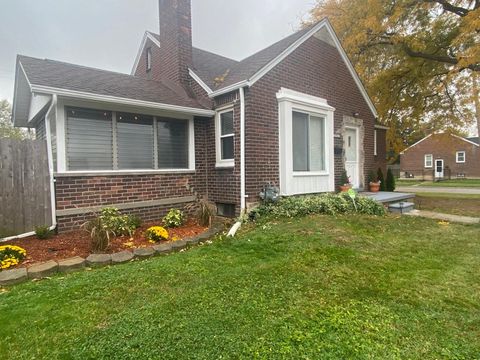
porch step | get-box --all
[388,202,415,214]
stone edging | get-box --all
[0,222,225,287]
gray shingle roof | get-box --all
[19,55,208,110]
[151,24,314,91]
[467,137,479,144]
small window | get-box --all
[216,109,234,167]
[217,203,236,217]
[146,47,152,72]
[424,154,433,168]
[456,151,465,163]
[292,111,326,172]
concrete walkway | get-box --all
[405,209,480,225]
[396,186,480,195]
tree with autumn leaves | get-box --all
[307,0,479,159]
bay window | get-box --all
[292,111,326,172]
[65,107,192,172]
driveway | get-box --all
[396,186,480,195]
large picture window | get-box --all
[66,107,191,172]
[292,111,325,172]
[216,108,234,167]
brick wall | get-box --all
[400,133,480,179]
[134,37,163,82]
[244,36,377,199]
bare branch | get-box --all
[422,0,472,16]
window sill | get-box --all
[215,161,234,169]
[55,169,196,177]
[293,171,329,177]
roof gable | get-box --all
[400,133,479,154]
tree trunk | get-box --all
[475,73,480,137]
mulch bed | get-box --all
[3,219,208,268]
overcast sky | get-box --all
[0,0,315,102]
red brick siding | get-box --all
[400,133,480,178]
[134,37,163,82]
[244,36,377,198]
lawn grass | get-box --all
[1,215,479,359]
[414,193,480,217]
[397,179,480,188]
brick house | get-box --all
[400,133,480,180]
[11,0,386,231]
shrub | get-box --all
[340,169,350,186]
[35,226,53,240]
[367,170,378,184]
[163,209,184,228]
[145,226,169,243]
[83,208,141,252]
[377,168,386,191]
[0,245,27,271]
[196,200,215,227]
[386,168,396,192]
[99,207,139,237]
[249,193,386,222]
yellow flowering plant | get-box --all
[0,245,27,271]
[145,226,169,243]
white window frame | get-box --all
[291,110,327,174]
[374,129,377,156]
[424,154,433,168]
[456,151,465,163]
[55,100,195,174]
[146,47,152,72]
[215,106,235,168]
[277,88,335,196]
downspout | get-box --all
[240,87,246,213]
[44,94,58,231]
[228,87,246,237]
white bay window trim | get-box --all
[54,99,195,174]
[277,88,335,196]
[215,106,235,168]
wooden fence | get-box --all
[0,138,52,238]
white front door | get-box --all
[435,159,444,179]
[344,127,360,188]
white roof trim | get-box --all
[276,87,336,112]
[30,84,215,117]
[208,19,378,118]
[451,133,479,147]
[189,69,213,95]
[374,124,389,130]
[131,31,160,75]
[12,61,33,127]
[400,134,433,154]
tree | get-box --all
[0,99,33,140]
[307,0,480,157]
[386,168,396,192]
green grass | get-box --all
[414,193,480,217]
[397,179,480,188]
[1,215,480,359]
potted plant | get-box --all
[339,169,352,192]
[368,170,381,192]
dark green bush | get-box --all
[386,168,396,192]
[35,226,54,240]
[377,168,386,191]
[249,193,386,222]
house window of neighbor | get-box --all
[216,109,234,166]
[146,47,152,72]
[456,151,466,163]
[424,154,433,168]
[66,107,190,171]
[292,111,326,172]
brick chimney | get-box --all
[159,0,193,87]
